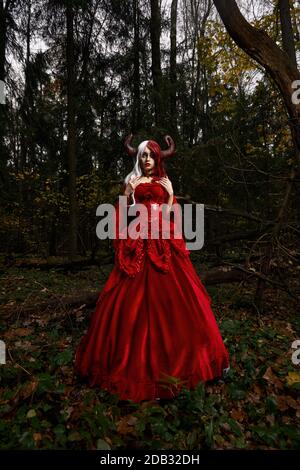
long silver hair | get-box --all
[124,140,149,206]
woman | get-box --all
[74,134,230,403]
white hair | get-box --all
[124,140,149,206]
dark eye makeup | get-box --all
[142,153,154,158]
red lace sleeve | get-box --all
[112,184,146,277]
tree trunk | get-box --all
[213,0,300,170]
[279,0,297,69]
[19,0,32,178]
[0,0,5,84]
[132,0,142,131]
[213,0,300,310]
[66,0,78,260]
[150,0,164,127]
[0,0,7,189]
[169,0,178,134]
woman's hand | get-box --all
[159,176,174,196]
[124,176,142,195]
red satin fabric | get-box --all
[75,181,230,402]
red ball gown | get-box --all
[75,178,230,403]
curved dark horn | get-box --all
[124,133,137,157]
[160,135,176,159]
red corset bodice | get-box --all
[134,181,164,204]
[113,181,190,277]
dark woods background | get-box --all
[1,0,300,310]
[1,2,300,306]
[1,0,300,452]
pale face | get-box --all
[139,146,155,175]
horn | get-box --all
[160,135,176,159]
[124,133,137,157]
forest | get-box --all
[0,0,300,452]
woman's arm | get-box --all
[122,183,133,204]
[159,177,174,214]
[165,192,174,214]
[122,176,142,204]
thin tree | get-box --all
[132,0,142,131]
[0,0,15,192]
[66,0,78,259]
[169,0,178,134]
[150,0,164,127]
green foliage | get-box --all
[0,271,299,450]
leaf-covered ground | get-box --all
[1,259,300,450]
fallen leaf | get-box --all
[4,328,33,339]
[262,367,284,389]
[116,416,138,436]
[286,371,300,387]
[230,408,246,422]
[20,380,38,400]
[27,409,36,418]
[276,396,289,412]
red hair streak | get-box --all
[146,140,167,179]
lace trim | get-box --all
[114,198,190,278]
[115,236,190,278]
[116,238,145,278]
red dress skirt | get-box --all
[74,181,230,403]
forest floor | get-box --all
[0,254,300,450]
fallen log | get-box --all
[1,291,100,318]
[1,263,289,318]
[1,267,247,318]
[4,255,114,271]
